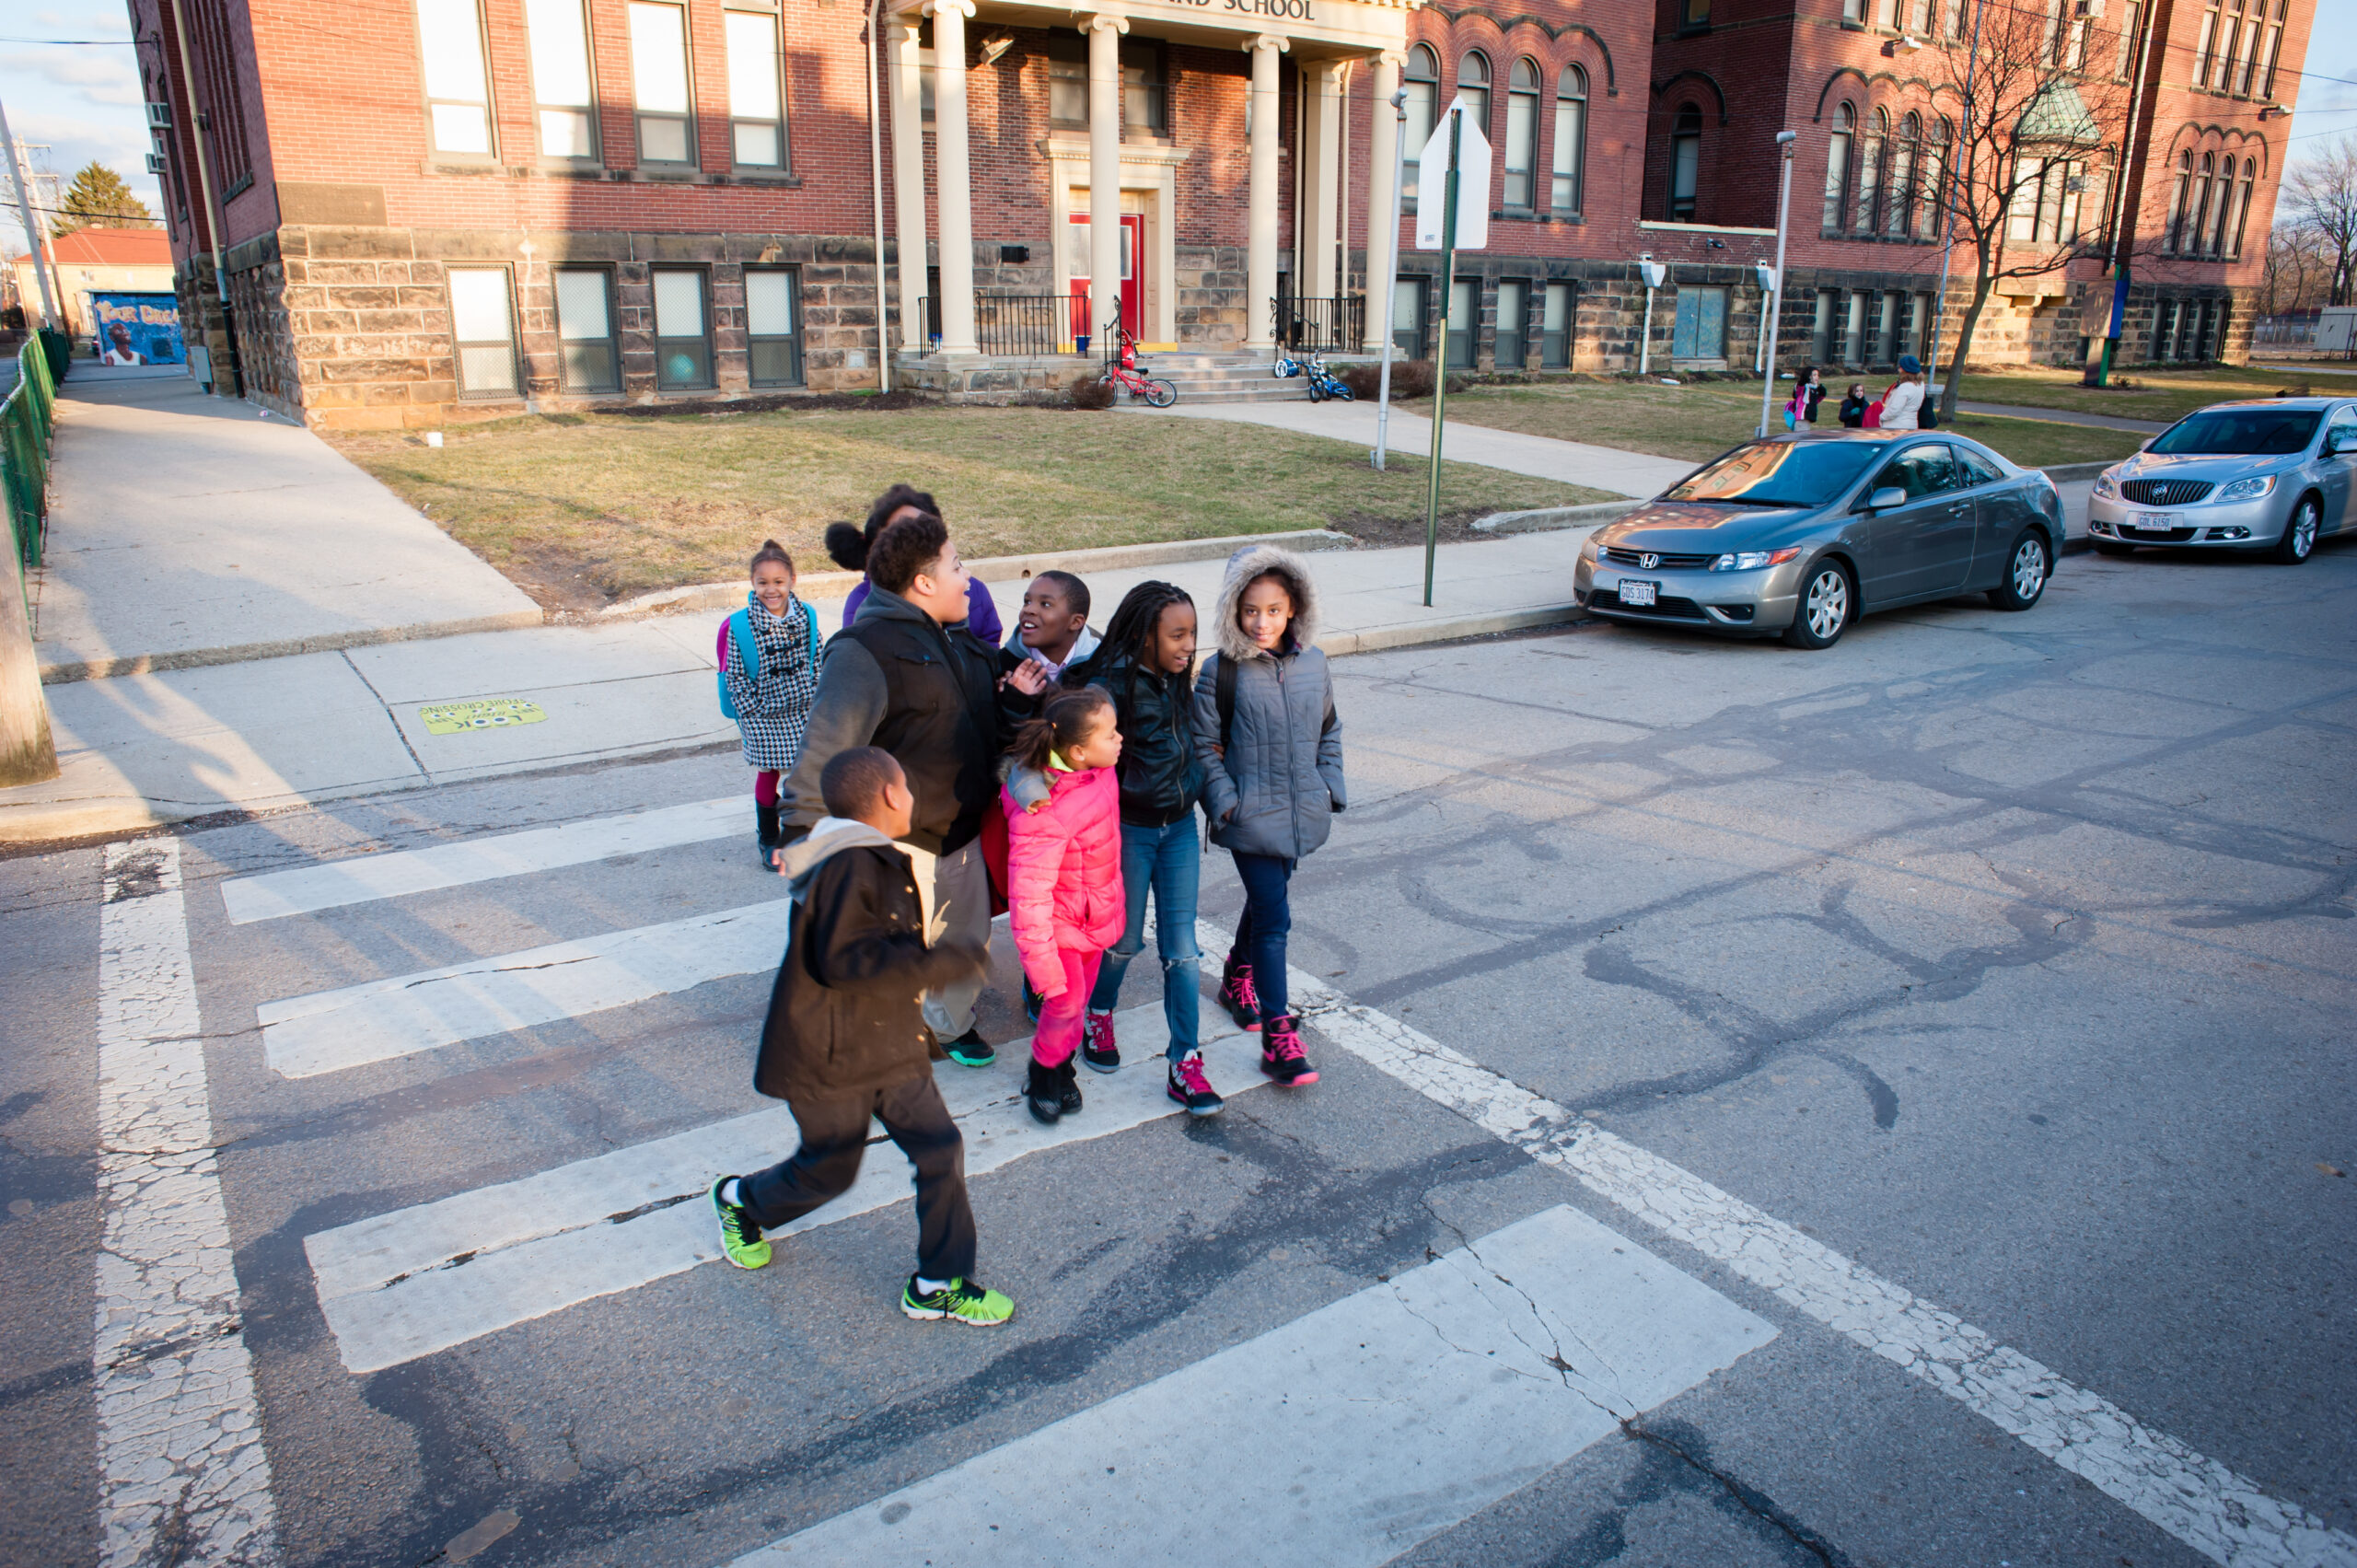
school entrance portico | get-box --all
[885,0,1418,382]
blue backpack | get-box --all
[716,607,821,722]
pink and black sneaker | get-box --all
[1259,1015,1318,1086]
[1215,957,1263,1032]
[1166,1052,1225,1117]
[1080,1009,1120,1074]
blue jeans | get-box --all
[1229,851,1295,1023]
[1086,818,1202,1060]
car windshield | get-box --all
[2148,408,2322,456]
[1662,441,1882,508]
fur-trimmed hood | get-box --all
[1212,544,1320,663]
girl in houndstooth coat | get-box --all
[726,540,821,870]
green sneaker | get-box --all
[901,1275,1014,1326]
[711,1178,771,1271]
[943,1028,996,1069]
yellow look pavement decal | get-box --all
[418,698,548,736]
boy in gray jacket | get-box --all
[1191,544,1344,1086]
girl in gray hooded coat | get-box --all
[1190,544,1344,1086]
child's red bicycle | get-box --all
[1099,321,1178,408]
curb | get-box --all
[1316,602,1593,656]
[589,528,1357,621]
[2040,461,2115,482]
[0,796,175,848]
[1472,501,1640,534]
[37,610,546,686]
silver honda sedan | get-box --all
[2085,397,2357,563]
[1576,431,2066,649]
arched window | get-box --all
[1504,57,1541,209]
[2229,157,2257,258]
[1456,50,1491,133]
[2207,152,2236,254]
[2165,150,2191,251]
[1551,64,1587,215]
[1402,44,1440,206]
[2190,153,2215,254]
[1822,103,1853,231]
[1886,111,1920,237]
[1853,108,1887,233]
[1668,103,1701,221]
[1916,116,1951,239]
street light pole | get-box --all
[1756,131,1797,438]
[1373,87,1407,472]
[1421,104,1461,607]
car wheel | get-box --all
[2091,539,2135,557]
[1782,561,1852,648]
[2271,496,2320,564]
[1988,529,2049,611]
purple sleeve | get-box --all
[966,577,1002,645]
[842,578,868,630]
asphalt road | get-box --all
[3,538,2352,1568]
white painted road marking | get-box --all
[306,1011,1264,1373]
[219,796,740,922]
[95,841,279,1567]
[734,1204,1773,1567]
[1252,927,2357,1568]
[257,897,795,1078]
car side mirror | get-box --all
[1866,486,1909,512]
[2328,433,2351,457]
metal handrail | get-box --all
[975,293,1090,357]
[1272,295,1366,354]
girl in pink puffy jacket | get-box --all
[1001,687,1126,1127]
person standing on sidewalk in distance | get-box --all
[827,483,1004,645]
[1879,355,1926,431]
[1073,581,1222,1114]
[1799,366,1828,425]
[1004,571,1098,683]
[722,540,820,872]
[1192,546,1344,1088]
[1000,687,1126,1126]
[1838,382,1870,429]
[782,513,1049,1067]
[710,747,1012,1326]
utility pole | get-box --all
[1756,131,1797,437]
[0,105,61,331]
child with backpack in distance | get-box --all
[721,540,820,872]
[1074,581,1223,1115]
[1005,570,1099,682]
[710,747,1011,1326]
[1000,687,1126,1127]
[1193,545,1343,1088]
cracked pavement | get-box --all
[1,543,2351,1566]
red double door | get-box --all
[1068,213,1142,343]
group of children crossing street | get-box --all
[706,490,1345,1327]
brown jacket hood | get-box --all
[1212,543,1321,664]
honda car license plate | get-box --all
[2133,513,2176,531]
[1618,581,1659,608]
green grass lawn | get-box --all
[1945,361,2328,424]
[332,406,1612,609]
[1435,379,2145,469]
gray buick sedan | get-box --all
[2084,397,2356,563]
[1576,430,2066,649]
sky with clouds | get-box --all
[1,0,2353,264]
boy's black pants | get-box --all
[738,1074,977,1283]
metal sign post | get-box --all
[1754,131,1797,438]
[1413,100,1488,607]
[1373,87,1408,472]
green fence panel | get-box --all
[2,339,56,571]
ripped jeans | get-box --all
[1085,816,1202,1061]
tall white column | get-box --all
[1363,50,1402,352]
[1086,13,1128,346]
[926,0,978,355]
[1244,33,1287,353]
[888,18,929,352]
[1304,62,1343,301]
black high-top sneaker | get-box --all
[1215,952,1263,1032]
[1025,1058,1063,1126]
[1259,1015,1318,1086]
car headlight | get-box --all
[1708,547,1802,572]
[1579,533,1599,561]
[2214,474,2275,503]
[2092,473,2118,499]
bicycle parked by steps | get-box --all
[1100,322,1177,408]
[1274,349,1355,402]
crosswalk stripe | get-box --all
[1263,929,2357,1568]
[307,1010,1263,1374]
[220,796,742,923]
[257,897,793,1078]
[732,1203,1773,1567]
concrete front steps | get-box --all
[1126,353,1313,405]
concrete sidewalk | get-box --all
[29,372,540,681]
[0,528,1605,842]
[1145,399,1697,499]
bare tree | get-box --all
[2260,221,2332,315]
[2282,135,2357,307]
[1924,0,2131,416]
